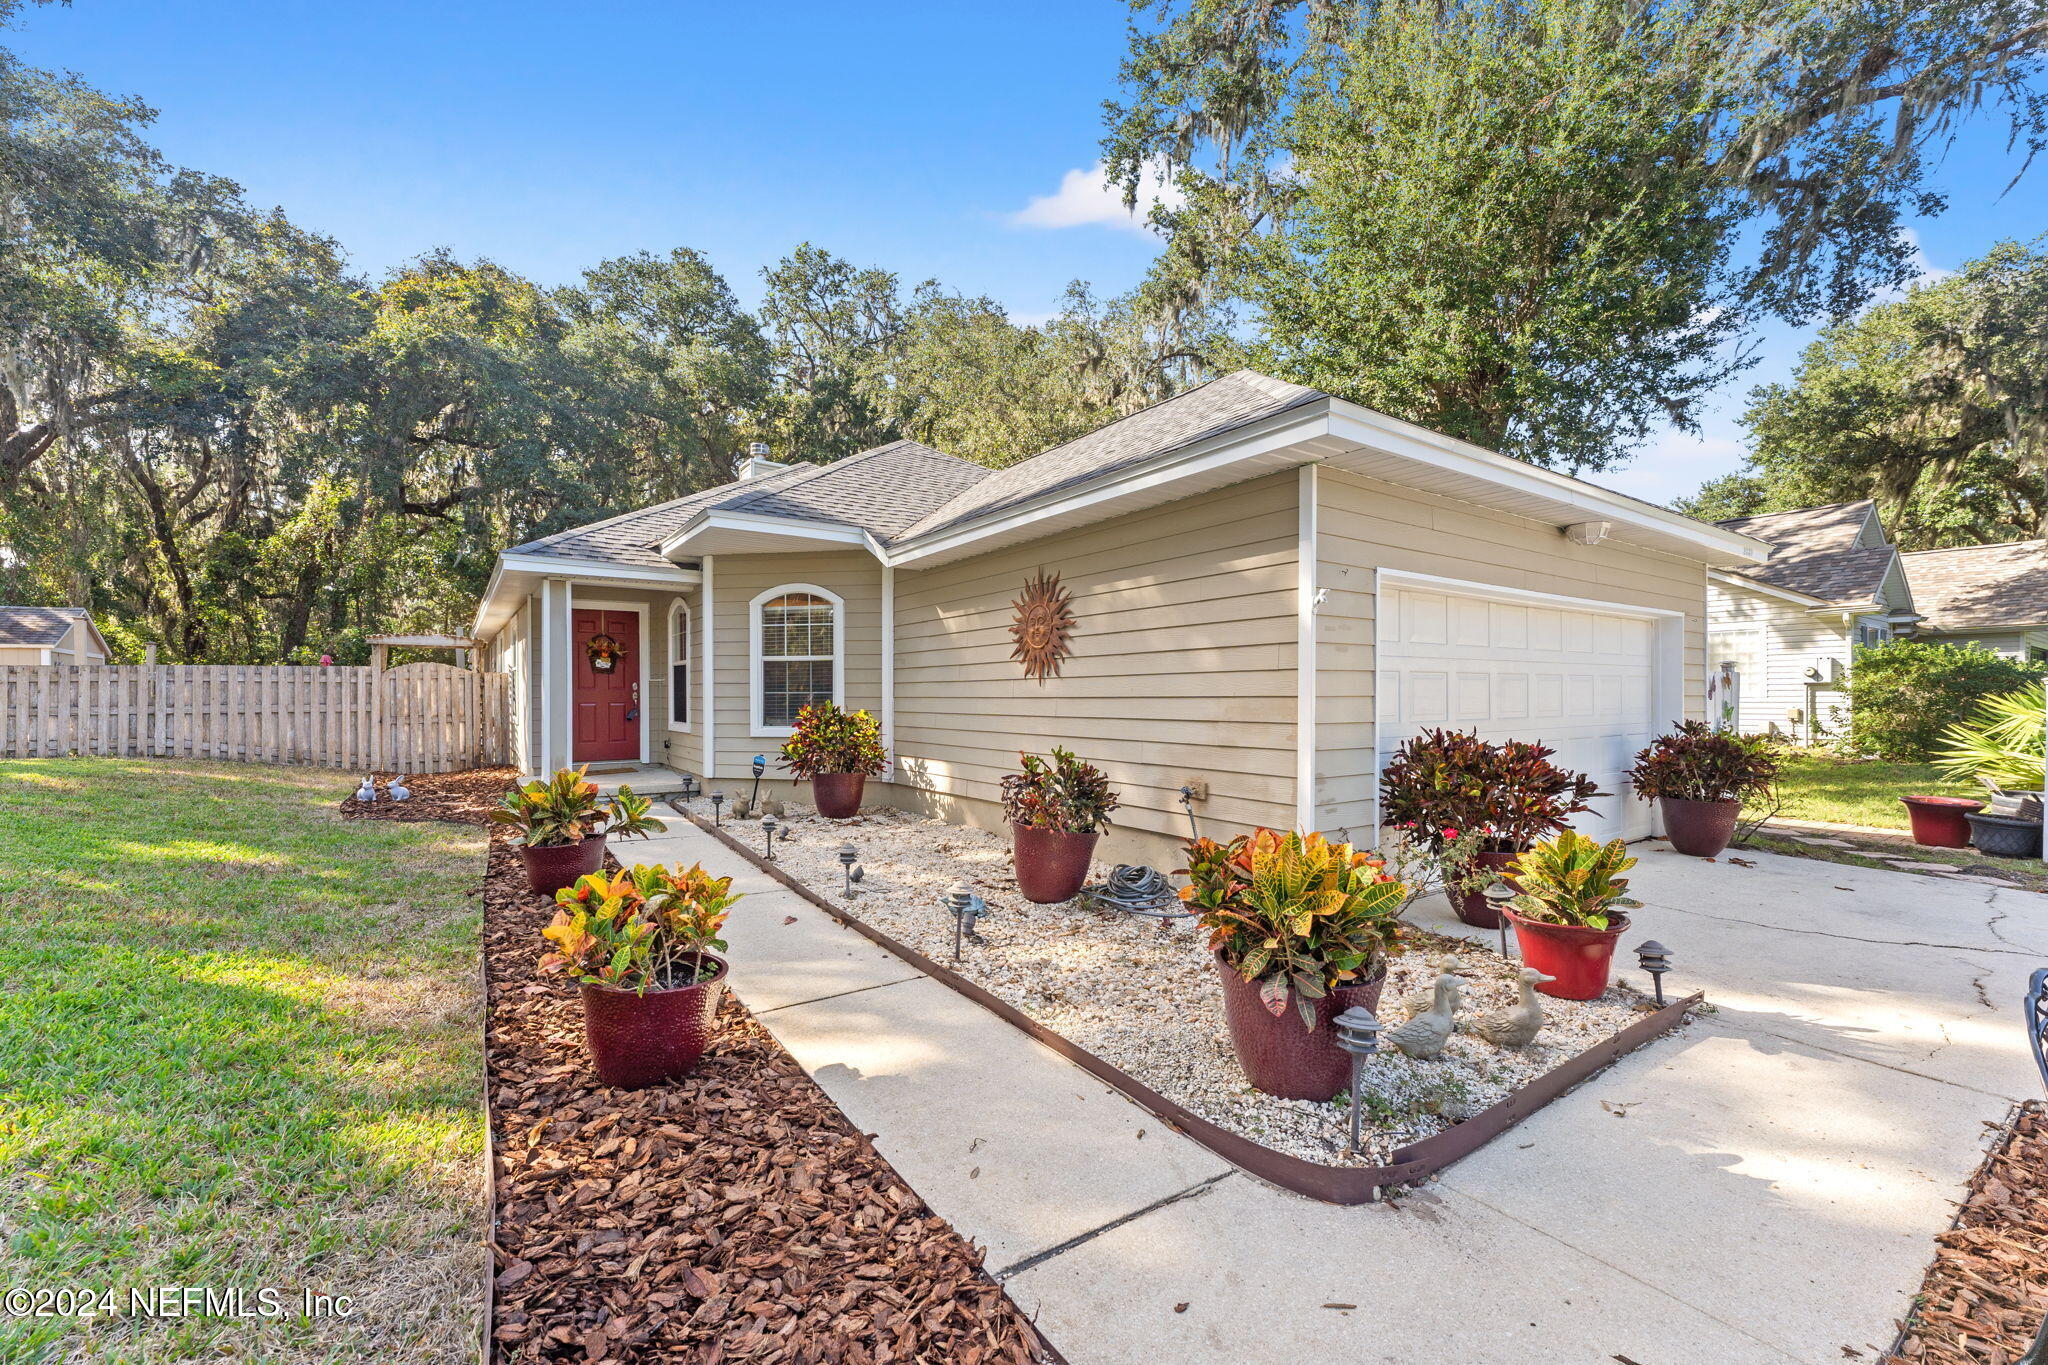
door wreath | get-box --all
[585,632,626,673]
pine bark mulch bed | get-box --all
[480,837,1053,1363]
[340,766,522,825]
[1883,1101,2048,1364]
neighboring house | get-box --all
[0,606,110,665]
[1706,501,1919,741]
[473,371,1768,861]
[1901,540,2048,662]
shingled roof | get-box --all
[1902,540,2048,633]
[1714,500,1897,604]
[0,605,91,648]
[899,370,1322,540]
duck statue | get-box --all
[1386,971,1464,1060]
[1467,968,1556,1049]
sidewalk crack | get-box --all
[991,1172,1236,1281]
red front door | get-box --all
[572,608,640,763]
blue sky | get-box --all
[11,0,2045,505]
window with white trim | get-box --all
[1856,620,1891,649]
[669,601,691,726]
[755,589,838,729]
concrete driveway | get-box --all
[638,823,2048,1365]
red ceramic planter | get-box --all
[1659,796,1741,858]
[579,952,729,1089]
[810,772,867,819]
[520,835,607,896]
[1900,794,1984,848]
[1506,907,1629,1001]
[1455,849,1522,928]
[1213,954,1388,1101]
[1012,824,1100,903]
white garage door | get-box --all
[1377,581,1659,840]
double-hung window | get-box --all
[670,602,691,726]
[752,586,841,732]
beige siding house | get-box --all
[1706,502,1919,741]
[0,607,110,665]
[474,372,1767,861]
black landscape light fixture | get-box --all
[1333,1007,1383,1158]
[1483,881,1517,958]
[838,844,860,896]
[750,754,767,809]
[1636,940,1671,1006]
[680,772,701,801]
[761,813,778,859]
[709,791,725,826]
[945,884,988,962]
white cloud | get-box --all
[1868,228,1955,306]
[1010,159,1184,234]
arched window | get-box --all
[750,585,842,734]
[669,600,691,727]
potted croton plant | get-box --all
[1001,747,1120,903]
[1628,720,1780,858]
[1183,829,1408,1101]
[1502,830,1641,1000]
[491,766,666,894]
[1379,729,1602,929]
[540,862,742,1088]
[779,700,888,819]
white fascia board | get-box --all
[884,405,1331,568]
[1708,569,1828,608]
[475,553,702,639]
[657,509,879,560]
[1323,404,1770,566]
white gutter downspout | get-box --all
[1296,464,1319,833]
[881,561,896,780]
[701,556,716,780]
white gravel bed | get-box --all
[675,800,1669,1168]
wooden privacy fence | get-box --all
[0,661,511,773]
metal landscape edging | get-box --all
[683,810,1702,1205]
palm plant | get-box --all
[1505,830,1641,931]
[1937,689,2046,792]
[1182,829,1409,1028]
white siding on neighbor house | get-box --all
[1708,579,1851,739]
[892,472,1301,856]
[1314,469,1709,836]
[1917,628,2048,661]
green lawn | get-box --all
[0,760,485,1363]
[1753,749,1983,829]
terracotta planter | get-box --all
[1967,811,2043,860]
[520,835,607,896]
[1659,796,1741,858]
[579,952,729,1089]
[1455,849,1523,928]
[810,772,867,820]
[1213,954,1389,1101]
[1012,824,1100,903]
[1506,907,1629,1001]
[1900,795,1984,848]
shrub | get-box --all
[1506,831,1641,930]
[1000,747,1120,833]
[1629,721,1781,803]
[1378,728,1603,852]
[539,863,741,992]
[1181,829,1409,1028]
[1937,689,2047,791]
[491,766,666,847]
[1841,640,2046,761]
[778,700,888,778]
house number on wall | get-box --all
[1009,568,1075,682]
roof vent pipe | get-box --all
[738,442,787,481]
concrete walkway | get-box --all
[625,822,2048,1365]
